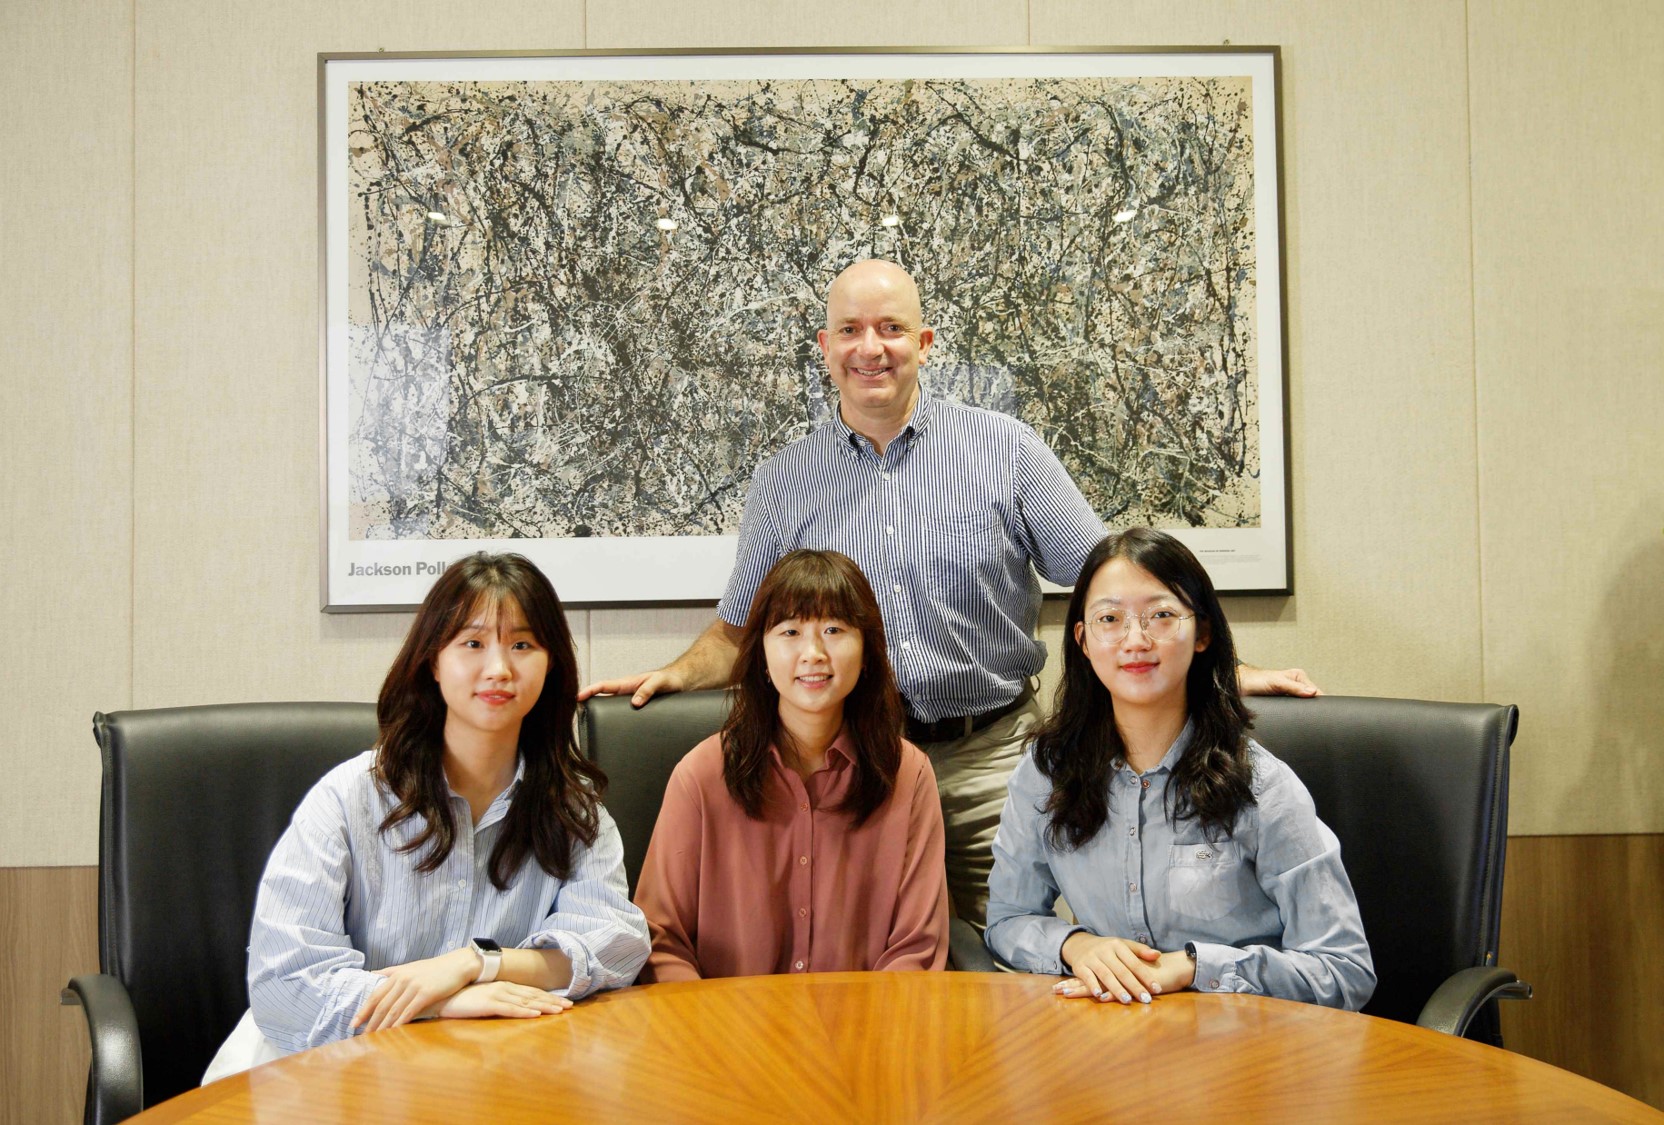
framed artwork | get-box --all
[320,47,1289,610]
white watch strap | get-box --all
[473,943,502,984]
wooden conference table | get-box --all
[135,972,1660,1124]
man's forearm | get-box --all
[1237,661,1321,697]
[667,617,745,690]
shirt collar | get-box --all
[831,385,935,452]
[447,754,526,829]
[1114,718,1196,777]
[769,727,856,774]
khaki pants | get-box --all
[917,694,1046,930]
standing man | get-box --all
[581,259,1318,927]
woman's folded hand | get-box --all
[352,948,480,1033]
[431,981,573,1020]
[1057,932,1163,1004]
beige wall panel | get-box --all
[0,0,133,867]
[586,604,727,691]
[587,0,1029,50]
[1469,1,1664,834]
[1028,1,1483,702]
[130,2,587,722]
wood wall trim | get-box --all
[1501,834,1664,1108]
[0,866,97,1125]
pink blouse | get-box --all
[634,731,949,981]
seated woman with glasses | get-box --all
[634,549,949,979]
[205,553,649,1080]
[985,529,1374,1009]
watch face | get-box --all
[473,938,502,954]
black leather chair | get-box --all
[63,702,379,1124]
[578,689,987,969]
[1251,695,1530,1041]
[579,690,732,894]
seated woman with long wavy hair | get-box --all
[635,549,949,979]
[985,529,1374,1009]
[205,553,649,1079]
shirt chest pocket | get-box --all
[921,505,1003,541]
[1166,842,1247,922]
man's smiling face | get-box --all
[817,260,934,432]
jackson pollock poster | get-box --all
[320,50,1288,609]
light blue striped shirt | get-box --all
[986,726,1376,1010]
[248,751,650,1053]
[717,388,1105,723]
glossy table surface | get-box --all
[136,972,1662,1124]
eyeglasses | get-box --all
[1085,608,1197,644]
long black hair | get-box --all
[1033,529,1254,848]
[721,549,905,826]
[374,552,605,889]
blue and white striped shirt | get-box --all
[247,751,649,1053]
[718,388,1105,723]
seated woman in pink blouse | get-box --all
[635,549,949,979]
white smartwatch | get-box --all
[469,937,503,983]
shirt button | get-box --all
[799,803,809,812]
[900,641,911,650]
[1129,882,1138,892]
[885,526,895,535]
[799,855,809,865]
[892,583,902,593]
[798,907,808,917]
[1128,827,1137,837]
[795,960,806,971]
[881,472,891,480]
[1137,933,1148,942]
[1141,779,1151,789]
[1209,979,1222,989]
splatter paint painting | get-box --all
[321,52,1287,608]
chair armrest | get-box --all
[62,973,143,1125]
[1415,965,1533,1037]
[947,916,997,972]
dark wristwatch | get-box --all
[1184,941,1198,963]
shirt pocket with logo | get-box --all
[1166,842,1247,922]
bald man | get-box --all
[583,260,1317,928]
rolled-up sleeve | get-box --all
[1189,768,1375,1011]
[985,753,1083,975]
[525,807,650,998]
[247,785,384,1052]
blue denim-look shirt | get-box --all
[985,724,1375,1010]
